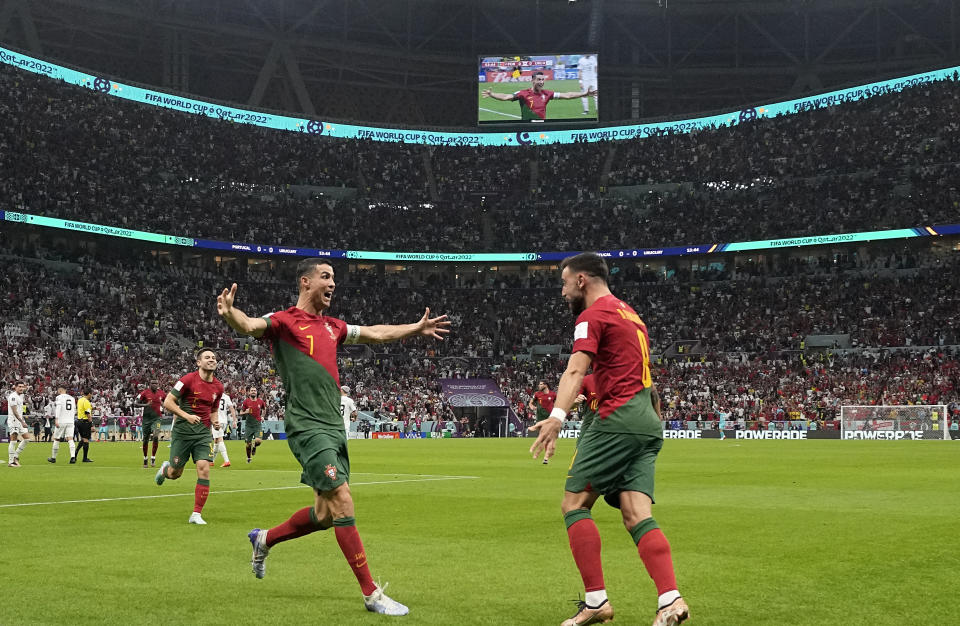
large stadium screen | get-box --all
[478,53,598,125]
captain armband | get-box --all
[344,325,362,344]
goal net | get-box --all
[840,405,950,440]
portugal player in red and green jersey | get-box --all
[217,258,450,617]
[529,252,689,626]
[155,349,223,526]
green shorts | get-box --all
[142,416,162,439]
[169,433,214,469]
[287,429,349,492]
[244,419,263,442]
[565,430,662,505]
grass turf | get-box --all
[478,80,595,122]
[1,437,956,625]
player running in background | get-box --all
[217,258,450,616]
[155,348,223,525]
[529,381,558,464]
[213,386,238,467]
[7,381,30,467]
[47,386,77,463]
[136,380,165,468]
[482,71,597,121]
[240,386,266,463]
[75,390,94,463]
[577,54,598,115]
[340,386,357,436]
[529,252,689,626]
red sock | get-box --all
[142,442,148,456]
[151,439,159,456]
[637,529,677,594]
[567,518,605,592]
[266,507,324,547]
[193,480,210,513]
[334,521,377,596]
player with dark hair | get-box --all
[241,386,266,463]
[6,381,30,467]
[482,71,597,121]
[217,257,450,616]
[529,252,689,626]
[136,380,165,468]
[528,381,557,464]
[155,348,223,525]
[75,389,94,463]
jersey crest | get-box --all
[324,464,337,480]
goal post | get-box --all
[840,405,951,440]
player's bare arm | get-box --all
[529,350,593,460]
[217,283,268,338]
[353,307,451,344]
[481,89,517,101]
[163,392,200,426]
[553,87,598,100]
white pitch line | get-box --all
[479,106,521,119]
[0,475,480,509]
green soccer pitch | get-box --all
[478,80,596,123]
[1,438,956,625]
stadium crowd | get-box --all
[3,63,960,254]
[4,232,960,432]
[4,59,960,435]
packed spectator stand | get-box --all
[2,61,960,433]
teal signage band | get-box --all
[1,45,957,147]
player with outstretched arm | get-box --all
[217,258,450,617]
[528,252,689,626]
[482,71,597,121]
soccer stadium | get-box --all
[2,1,959,624]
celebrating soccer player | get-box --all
[528,252,689,626]
[240,386,266,463]
[154,348,223,525]
[482,71,597,121]
[136,380,166,467]
[217,258,450,617]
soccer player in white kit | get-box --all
[339,386,357,436]
[48,386,77,463]
[213,389,238,467]
[7,381,30,467]
[578,54,598,115]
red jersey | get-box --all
[533,390,557,413]
[261,306,349,436]
[241,397,267,422]
[572,294,659,436]
[514,88,554,120]
[138,388,165,419]
[170,371,223,436]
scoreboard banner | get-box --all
[2,44,959,146]
[3,210,959,262]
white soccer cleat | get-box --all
[248,528,270,579]
[364,583,409,616]
[155,460,170,486]
[188,512,207,525]
[652,597,689,626]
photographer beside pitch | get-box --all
[529,252,688,626]
[217,258,450,617]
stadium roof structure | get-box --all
[3,0,959,127]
